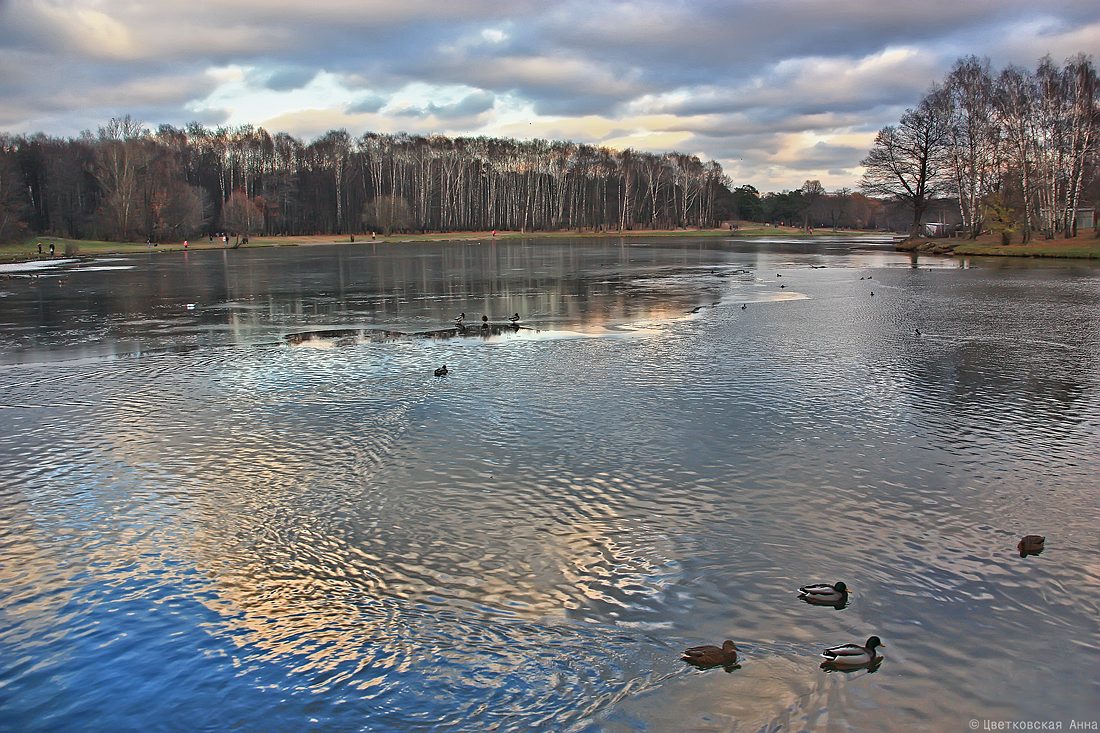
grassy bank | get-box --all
[898,231,1100,259]
[0,224,843,263]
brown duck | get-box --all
[681,640,738,668]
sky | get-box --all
[1,1,1099,192]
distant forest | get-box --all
[0,118,896,244]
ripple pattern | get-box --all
[2,244,1099,731]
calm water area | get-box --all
[1,236,1098,732]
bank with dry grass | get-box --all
[897,231,1100,259]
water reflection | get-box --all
[2,238,1099,732]
[1,237,922,365]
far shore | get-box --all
[6,225,1098,264]
[0,224,864,263]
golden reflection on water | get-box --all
[79,385,689,682]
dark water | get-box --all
[1,238,1098,732]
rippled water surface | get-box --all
[2,237,1099,731]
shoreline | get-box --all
[896,232,1100,259]
[7,226,1099,264]
[0,225,851,263]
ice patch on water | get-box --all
[0,258,79,273]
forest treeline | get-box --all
[0,120,740,243]
[0,118,898,245]
[861,53,1099,241]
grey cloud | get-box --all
[794,141,867,170]
[432,91,495,118]
[391,91,495,119]
[347,94,388,114]
[261,67,318,91]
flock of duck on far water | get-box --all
[433,311,521,378]
[682,534,1046,674]
[432,269,894,378]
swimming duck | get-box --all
[741,304,747,310]
[508,313,520,323]
[1018,534,1045,557]
[798,581,849,605]
[433,365,449,377]
[821,636,883,668]
[681,640,738,668]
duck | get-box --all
[508,313,520,323]
[798,581,849,605]
[1018,534,1045,557]
[821,636,883,668]
[741,304,747,310]
[433,365,449,377]
[681,640,738,668]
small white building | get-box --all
[1075,207,1095,230]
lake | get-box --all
[1,237,1098,732]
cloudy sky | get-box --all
[2,1,1098,192]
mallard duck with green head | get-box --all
[820,636,883,668]
[798,581,849,606]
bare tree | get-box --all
[944,56,1002,238]
[93,116,151,240]
[800,179,826,230]
[995,65,1040,242]
[1062,54,1099,237]
[362,196,411,235]
[860,91,952,236]
[222,189,263,241]
[0,143,28,242]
